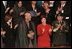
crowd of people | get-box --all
[1,1,71,48]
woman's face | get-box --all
[57,16,63,21]
[32,1,36,4]
[61,1,66,4]
[18,1,22,7]
[41,18,46,24]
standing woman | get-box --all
[37,17,52,48]
[52,14,69,47]
[26,1,41,26]
[12,1,26,28]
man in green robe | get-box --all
[15,11,36,48]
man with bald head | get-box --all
[15,11,36,48]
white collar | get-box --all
[2,1,7,8]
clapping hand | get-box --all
[27,31,34,39]
[20,12,24,16]
[1,28,6,37]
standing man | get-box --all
[15,11,36,48]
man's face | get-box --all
[43,2,49,9]
[5,15,12,22]
[25,13,31,21]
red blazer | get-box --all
[37,24,52,48]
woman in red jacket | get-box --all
[37,17,52,48]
